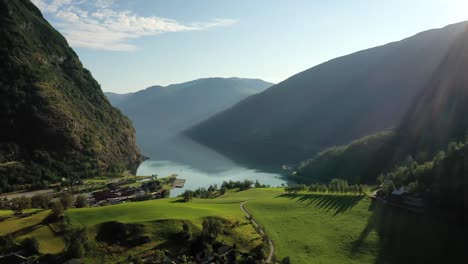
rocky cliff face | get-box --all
[0,0,143,191]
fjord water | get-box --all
[136,135,287,196]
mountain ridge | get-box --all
[106,78,273,157]
[187,21,468,168]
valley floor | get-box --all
[1,188,466,263]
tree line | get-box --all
[0,192,88,215]
[285,179,368,194]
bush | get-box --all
[60,192,74,209]
[31,194,52,209]
[48,201,64,220]
[0,235,15,253]
[161,189,170,198]
[75,194,88,208]
[96,221,148,247]
[183,190,194,202]
[10,196,31,214]
[282,256,291,264]
[21,237,39,254]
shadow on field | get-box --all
[351,201,468,264]
[278,193,364,215]
[11,223,43,237]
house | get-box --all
[391,186,409,196]
[390,186,408,202]
[92,190,118,201]
[402,196,425,209]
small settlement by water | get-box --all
[88,175,186,206]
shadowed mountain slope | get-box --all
[187,21,468,168]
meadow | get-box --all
[7,187,457,264]
[246,192,378,263]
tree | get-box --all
[60,192,74,209]
[154,250,166,263]
[21,237,39,254]
[255,180,261,188]
[202,218,223,242]
[0,235,15,253]
[376,174,385,185]
[31,194,52,209]
[161,189,170,198]
[220,187,227,195]
[67,239,85,258]
[183,190,194,202]
[49,201,64,220]
[11,196,31,214]
[182,222,192,239]
[75,195,88,208]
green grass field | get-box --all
[0,210,66,254]
[8,187,457,264]
[0,210,13,216]
[67,188,283,226]
[67,189,275,263]
[246,192,379,264]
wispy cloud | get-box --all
[31,0,236,51]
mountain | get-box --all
[0,0,143,192]
[393,24,468,160]
[296,24,468,187]
[187,21,468,168]
[105,92,134,107]
[294,130,394,184]
[105,78,272,157]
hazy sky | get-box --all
[32,0,468,93]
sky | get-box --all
[32,0,468,93]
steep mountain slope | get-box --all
[297,24,468,187]
[0,0,143,191]
[187,21,468,167]
[393,25,468,160]
[106,78,272,156]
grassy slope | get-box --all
[67,188,284,226]
[68,188,381,263]
[67,189,282,263]
[247,192,379,264]
[0,210,66,254]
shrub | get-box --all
[21,237,39,254]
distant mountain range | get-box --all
[105,78,272,157]
[187,21,468,168]
[0,0,143,191]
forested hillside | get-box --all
[0,0,143,192]
[187,21,468,167]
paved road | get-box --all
[240,201,275,263]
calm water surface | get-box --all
[136,135,287,197]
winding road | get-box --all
[240,201,275,263]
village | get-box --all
[0,173,187,211]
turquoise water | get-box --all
[136,135,287,197]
